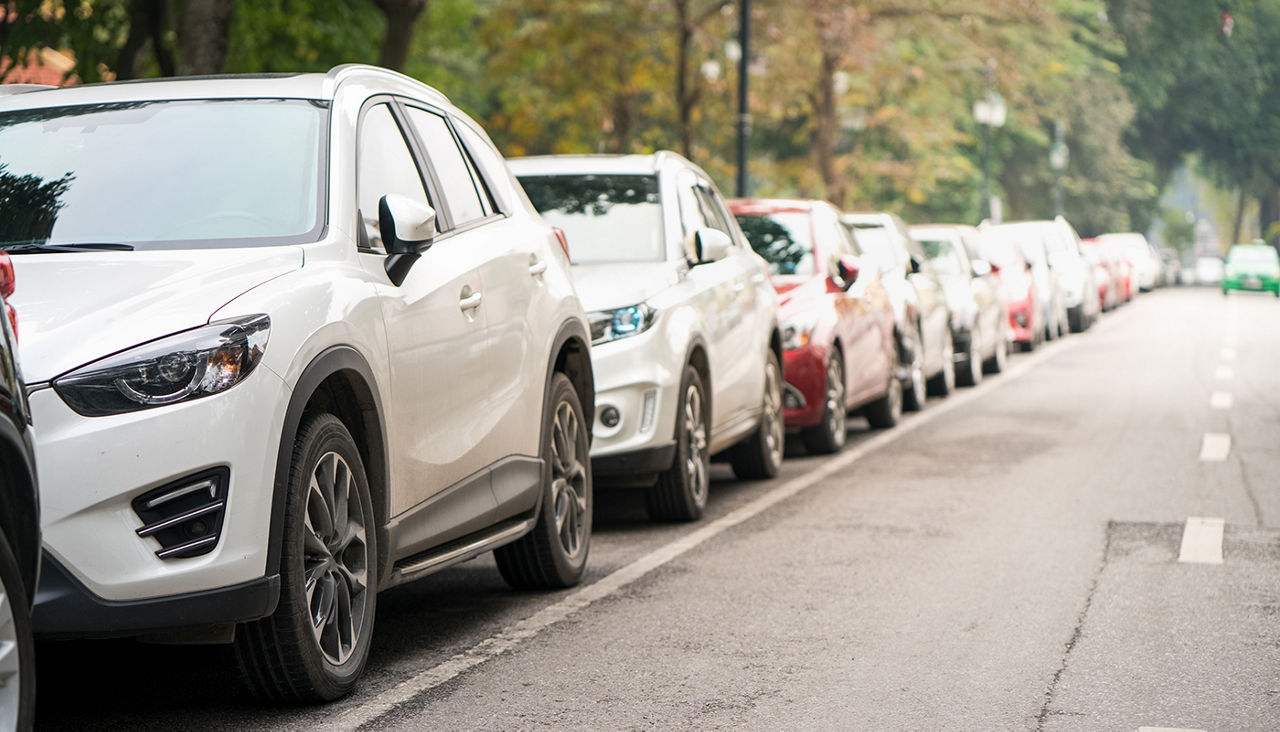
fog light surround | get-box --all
[600,406,621,428]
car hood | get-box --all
[773,275,826,316]
[571,262,678,312]
[9,247,305,382]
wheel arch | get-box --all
[267,346,389,585]
[684,337,712,424]
[547,319,595,440]
[0,422,38,599]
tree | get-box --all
[372,0,428,71]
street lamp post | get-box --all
[735,0,750,197]
[1049,120,1069,217]
[972,58,1005,221]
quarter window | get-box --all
[404,107,487,228]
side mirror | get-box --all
[835,255,861,290]
[908,256,922,275]
[971,259,992,278]
[380,194,436,286]
[688,228,732,264]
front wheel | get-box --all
[801,349,847,455]
[984,333,1008,374]
[927,337,955,397]
[901,325,927,412]
[236,413,377,703]
[645,366,710,522]
[0,527,34,731]
[496,372,592,586]
[956,337,983,387]
[730,349,785,480]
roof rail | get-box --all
[0,84,56,97]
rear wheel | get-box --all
[645,366,709,522]
[957,337,983,387]
[801,350,847,454]
[730,350,784,480]
[984,333,1008,374]
[864,352,903,430]
[236,413,376,703]
[0,526,34,732]
[497,372,592,585]
[927,338,955,397]
[901,325,927,412]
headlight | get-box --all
[588,304,656,345]
[54,315,270,416]
[781,314,819,350]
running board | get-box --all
[388,517,536,587]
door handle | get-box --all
[528,257,548,276]
[459,290,483,311]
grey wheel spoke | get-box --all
[304,448,370,667]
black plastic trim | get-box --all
[592,441,676,476]
[32,553,279,638]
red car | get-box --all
[730,198,900,454]
[978,228,1045,350]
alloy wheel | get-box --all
[763,360,785,468]
[0,580,18,729]
[550,398,590,559]
[824,356,847,442]
[304,451,371,667]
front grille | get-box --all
[132,468,229,560]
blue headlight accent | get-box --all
[588,303,657,344]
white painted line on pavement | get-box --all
[1214,365,1234,381]
[1177,517,1225,565]
[318,329,1097,730]
[1199,433,1231,461]
[1209,391,1233,410]
[1220,347,1236,361]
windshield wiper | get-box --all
[3,242,135,253]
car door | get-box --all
[356,100,498,522]
[823,209,880,403]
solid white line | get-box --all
[1209,391,1233,410]
[1220,347,1236,361]
[319,335,1095,729]
[1214,366,1234,381]
[1177,517,1225,565]
[1199,433,1231,462]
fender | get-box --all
[265,346,388,582]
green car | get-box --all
[1223,243,1280,296]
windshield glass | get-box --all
[1227,245,1278,265]
[915,235,966,277]
[846,223,899,272]
[0,99,326,251]
[734,211,815,276]
[519,174,664,263]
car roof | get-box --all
[507,152,693,177]
[726,198,821,215]
[0,64,452,112]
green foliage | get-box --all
[1161,207,1196,253]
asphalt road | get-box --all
[34,286,1280,730]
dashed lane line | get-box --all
[318,328,1105,730]
[1209,391,1233,410]
[1199,433,1231,462]
[1177,517,1225,565]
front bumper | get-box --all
[28,366,291,608]
[782,344,827,429]
[1223,274,1279,293]
[588,326,682,478]
[1006,297,1036,344]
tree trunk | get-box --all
[177,0,235,76]
[1259,180,1280,245]
[812,48,841,204]
[374,0,428,72]
[674,0,694,158]
[117,0,174,80]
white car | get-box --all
[1101,232,1161,292]
[510,153,783,522]
[3,66,595,701]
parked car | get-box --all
[1195,256,1225,285]
[729,198,899,454]
[0,251,39,730]
[910,224,1009,385]
[511,153,784,521]
[1079,239,1116,311]
[1046,217,1100,332]
[977,225,1044,351]
[3,65,597,702]
[981,223,1061,347]
[1222,242,1280,296]
[1102,232,1161,292]
[842,213,953,410]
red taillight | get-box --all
[552,227,570,260]
[0,251,13,299]
[4,303,14,342]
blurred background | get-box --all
[2,0,1273,258]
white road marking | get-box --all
[1214,365,1234,380]
[1220,347,1236,361]
[318,330,1098,730]
[1209,391,1233,410]
[1199,433,1231,461]
[1177,517,1225,565]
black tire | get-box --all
[645,366,710,521]
[1067,305,1084,333]
[235,413,377,703]
[0,525,34,731]
[497,373,592,586]
[900,324,927,412]
[927,337,955,397]
[956,336,983,387]
[730,349,785,480]
[801,349,847,455]
[863,353,903,430]
[983,333,1008,374]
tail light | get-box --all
[0,251,16,341]
[552,227,570,260]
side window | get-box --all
[403,107,487,229]
[692,185,733,238]
[357,103,433,252]
[453,120,506,215]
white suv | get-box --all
[3,66,595,701]
[510,154,783,522]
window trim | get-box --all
[396,99,499,234]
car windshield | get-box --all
[518,174,664,263]
[734,211,815,276]
[0,99,326,252]
[1228,246,1278,265]
[915,234,966,277]
[846,223,899,271]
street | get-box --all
[35,287,1280,730]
